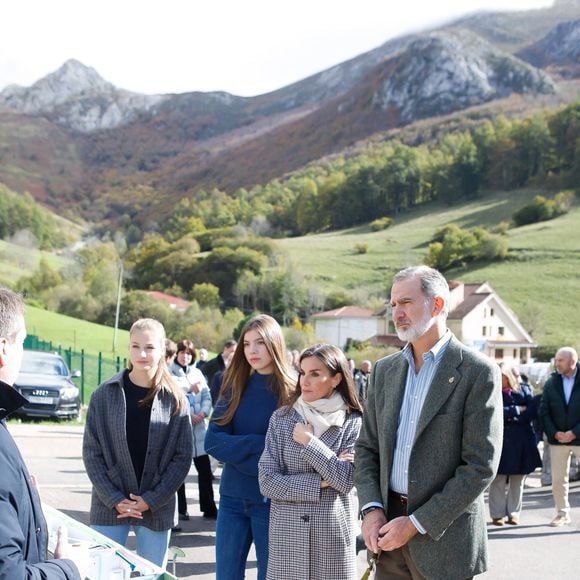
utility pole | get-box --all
[112,261,123,353]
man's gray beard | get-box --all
[396,314,433,343]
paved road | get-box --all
[9,423,580,579]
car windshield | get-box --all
[19,353,68,376]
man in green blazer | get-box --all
[355,266,503,579]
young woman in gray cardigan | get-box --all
[82,318,193,568]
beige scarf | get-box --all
[293,390,348,437]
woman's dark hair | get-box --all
[288,343,363,413]
[176,339,197,362]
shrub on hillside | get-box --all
[324,290,352,310]
[425,225,508,271]
[490,220,511,235]
[370,217,393,231]
[512,191,574,227]
[354,243,369,254]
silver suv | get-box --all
[14,350,81,420]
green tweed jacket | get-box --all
[355,336,503,580]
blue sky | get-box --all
[1,0,554,96]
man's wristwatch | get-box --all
[359,506,383,520]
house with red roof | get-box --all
[146,291,191,312]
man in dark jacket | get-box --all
[0,287,83,578]
[539,346,580,527]
[203,340,236,404]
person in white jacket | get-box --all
[170,339,217,519]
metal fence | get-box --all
[24,335,127,405]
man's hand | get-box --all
[361,509,387,554]
[377,516,418,552]
[556,430,577,443]
[54,527,90,578]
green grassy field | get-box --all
[24,306,131,404]
[25,304,130,356]
[276,187,580,350]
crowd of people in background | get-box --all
[1,266,579,579]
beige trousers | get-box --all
[550,444,580,515]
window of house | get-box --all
[495,349,503,359]
[490,308,495,317]
[482,327,486,336]
[498,326,505,336]
[513,349,517,359]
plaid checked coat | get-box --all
[258,406,362,580]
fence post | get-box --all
[81,349,85,405]
[98,352,102,386]
[116,356,121,373]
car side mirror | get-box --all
[72,369,81,378]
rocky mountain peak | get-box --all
[0,59,166,133]
[47,59,113,93]
[518,19,580,72]
[0,59,114,114]
[371,30,556,124]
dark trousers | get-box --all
[194,454,217,515]
[375,498,426,580]
[177,482,187,515]
[375,498,473,580]
[177,455,217,516]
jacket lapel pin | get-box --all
[448,377,455,383]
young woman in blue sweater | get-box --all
[205,314,295,580]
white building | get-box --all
[311,306,376,347]
[312,281,536,364]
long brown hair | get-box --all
[128,318,183,413]
[213,314,295,425]
[288,343,363,413]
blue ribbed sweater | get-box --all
[205,373,278,501]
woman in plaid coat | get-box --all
[259,344,363,580]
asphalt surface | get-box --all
[8,423,580,579]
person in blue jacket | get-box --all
[205,314,295,580]
[488,365,541,525]
[0,286,84,579]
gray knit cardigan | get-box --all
[82,372,193,531]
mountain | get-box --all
[0,59,166,132]
[363,30,555,124]
[0,3,579,227]
[517,19,580,77]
